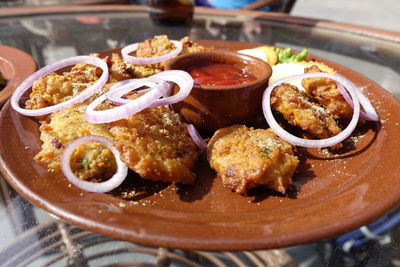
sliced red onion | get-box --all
[262,72,361,148]
[105,70,192,109]
[187,124,208,152]
[109,78,139,90]
[147,70,193,107]
[121,40,183,65]
[61,135,128,193]
[86,78,170,123]
[336,82,379,121]
[11,56,109,116]
[107,78,170,106]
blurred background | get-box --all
[291,0,399,32]
[0,0,399,32]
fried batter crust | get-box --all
[109,106,199,184]
[26,36,208,111]
[135,35,210,71]
[34,103,113,172]
[207,125,299,194]
[302,65,353,122]
[26,53,135,111]
[271,83,342,143]
[28,37,206,183]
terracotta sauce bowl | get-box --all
[165,50,272,132]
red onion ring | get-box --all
[11,56,109,116]
[262,72,361,148]
[187,124,208,152]
[61,135,128,193]
[86,78,170,123]
[336,82,379,121]
[121,40,183,65]
[106,70,193,108]
[107,78,170,106]
[147,70,194,107]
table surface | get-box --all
[0,5,399,267]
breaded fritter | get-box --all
[135,35,210,71]
[207,125,299,194]
[270,83,343,145]
[29,36,206,184]
[69,142,117,182]
[26,53,135,111]
[302,65,353,122]
[26,36,208,111]
[299,60,336,74]
[109,105,199,184]
[35,103,113,172]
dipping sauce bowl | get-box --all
[165,50,272,131]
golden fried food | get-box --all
[109,105,199,184]
[302,65,353,122]
[26,53,135,111]
[270,83,343,147]
[27,36,207,185]
[135,35,210,71]
[207,125,299,194]
[299,60,336,74]
[69,142,117,182]
[34,103,113,172]
[27,36,208,111]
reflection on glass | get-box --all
[147,0,194,26]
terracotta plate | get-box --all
[0,45,36,108]
[0,40,399,251]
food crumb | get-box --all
[118,202,126,208]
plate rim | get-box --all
[0,45,37,108]
[1,40,400,251]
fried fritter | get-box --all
[34,103,113,172]
[135,35,210,71]
[29,37,205,184]
[207,125,299,194]
[302,65,353,122]
[69,142,117,182]
[299,60,336,74]
[270,83,343,146]
[109,105,199,184]
[26,53,135,111]
[26,36,208,111]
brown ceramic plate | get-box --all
[0,40,400,251]
[0,45,36,108]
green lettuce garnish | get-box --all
[275,47,308,63]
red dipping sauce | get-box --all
[188,63,257,86]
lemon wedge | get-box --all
[238,46,278,65]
